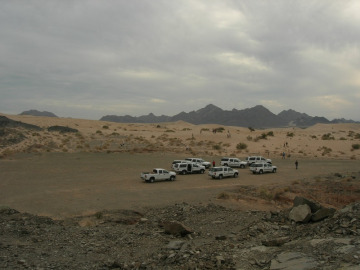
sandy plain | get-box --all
[1,113,360,219]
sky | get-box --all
[1,1,360,121]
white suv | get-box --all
[208,166,239,179]
[173,162,205,175]
[249,163,277,174]
[220,157,247,168]
[245,156,272,166]
[185,158,211,168]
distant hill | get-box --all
[19,110,58,118]
[100,104,359,128]
[0,116,42,130]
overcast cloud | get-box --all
[1,0,359,120]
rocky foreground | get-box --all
[1,198,360,270]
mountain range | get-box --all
[99,104,359,128]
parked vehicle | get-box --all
[208,166,239,179]
[171,160,189,170]
[185,158,211,168]
[140,168,176,183]
[249,163,277,174]
[245,156,272,166]
[173,162,205,175]
[220,157,247,168]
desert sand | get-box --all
[1,113,360,160]
[1,113,360,218]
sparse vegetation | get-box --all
[321,133,335,140]
[286,132,294,137]
[236,142,248,150]
[352,144,360,150]
[213,127,225,133]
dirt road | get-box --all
[1,152,359,218]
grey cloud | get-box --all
[0,0,359,120]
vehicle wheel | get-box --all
[212,176,215,179]
[259,170,263,174]
[219,174,223,179]
[150,178,154,183]
[252,171,256,174]
[181,170,187,175]
[233,173,238,178]
[200,169,205,174]
[170,176,175,181]
[240,164,245,168]
[273,168,277,173]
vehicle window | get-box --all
[163,170,168,173]
[229,168,233,172]
[214,168,222,172]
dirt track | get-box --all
[1,152,359,218]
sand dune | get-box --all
[1,113,360,160]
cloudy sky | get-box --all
[1,1,359,121]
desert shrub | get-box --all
[259,188,273,201]
[214,127,225,133]
[246,135,253,141]
[102,125,109,129]
[286,132,294,137]
[217,192,230,200]
[223,143,230,147]
[165,129,175,132]
[355,133,360,139]
[352,144,360,150]
[248,127,255,132]
[96,130,103,135]
[339,137,347,140]
[200,128,209,132]
[321,133,335,140]
[319,146,332,156]
[310,135,317,139]
[267,131,274,136]
[236,142,248,150]
[258,133,268,140]
[213,144,222,150]
[182,128,191,131]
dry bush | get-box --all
[236,142,248,150]
[351,144,360,150]
[217,192,231,200]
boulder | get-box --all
[262,236,290,247]
[293,196,322,213]
[311,207,336,222]
[161,221,193,237]
[289,204,312,223]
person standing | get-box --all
[295,160,298,170]
[212,160,215,167]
